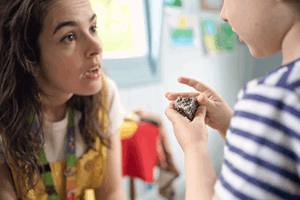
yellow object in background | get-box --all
[179,17,187,30]
[84,189,95,200]
[203,35,220,55]
[119,120,138,140]
[125,111,140,122]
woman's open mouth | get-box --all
[83,66,101,79]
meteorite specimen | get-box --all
[174,96,199,121]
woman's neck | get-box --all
[42,104,68,122]
[39,92,73,123]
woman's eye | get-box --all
[61,34,75,43]
[91,26,98,33]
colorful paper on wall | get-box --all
[218,22,237,51]
[200,19,237,56]
[164,0,183,7]
[200,19,220,55]
[169,15,198,48]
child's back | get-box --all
[215,57,300,199]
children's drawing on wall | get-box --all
[169,14,199,48]
[164,0,183,8]
[200,19,219,55]
[200,19,237,56]
[219,21,238,50]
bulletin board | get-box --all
[163,0,243,57]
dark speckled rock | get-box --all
[174,96,199,121]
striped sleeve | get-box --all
[214,83,300,200]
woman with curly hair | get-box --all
[0,0,127,199]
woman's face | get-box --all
[37,0,103,99]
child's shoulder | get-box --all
[237,59,300,104]
[248,59,300,94]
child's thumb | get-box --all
[197,93,208,106]
[193,105,207,122]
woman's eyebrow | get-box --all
[53,13,97,36]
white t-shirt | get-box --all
[0,76,127,163]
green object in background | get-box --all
[217,22,237,52]
[172,29,193,39]
[164,0,182,7]
[171,28,195,47]
[200,19,237,54]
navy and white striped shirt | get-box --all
[214,58,300,200]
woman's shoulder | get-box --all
[104,75,119,96]
[102,75,127,133]
[103,75,121,108]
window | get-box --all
[90,0,163,88]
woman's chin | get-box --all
[76,82,103,96]
[81,86,103,96]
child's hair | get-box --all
[0,0,111,196]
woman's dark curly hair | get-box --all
[0,0,111,197]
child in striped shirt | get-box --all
[165,0,300,199]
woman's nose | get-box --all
[86,37,103,58]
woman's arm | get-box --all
[95,129,127,200]
[0,163,18,200]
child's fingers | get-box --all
[165,101,185,123]
[177,77,211,93]
[197,93,207,104]
[193,105,207,122]
[164,101,175,121]
[165,92,200,100]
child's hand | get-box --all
[165,77,233,140]
[165,101,208,153]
